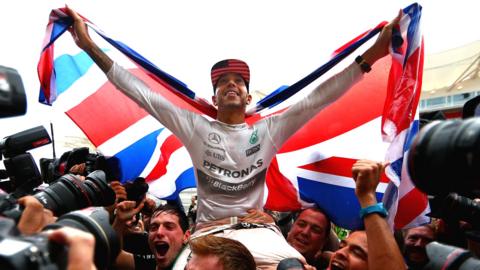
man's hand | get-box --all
[112,199,145,235]
[64,6,113,73]
[65,6,95,51]
[240,208,275,224]
[48,227,97,270]
[352,160,387,207]
[69,163,86,175]
[115,200,145,223]
[111,181,128,203]
[17,196,56,235]
[104,181,127,219]
[362,10,402,66]
[141,196,156,215]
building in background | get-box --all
[421,41,480,118]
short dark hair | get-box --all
[189,235,256,270]
[151,204,189,233]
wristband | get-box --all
[359,202,388,219]
[355,55,372,73]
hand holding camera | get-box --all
[47,226,97,270]
[17,196,55,235]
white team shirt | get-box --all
[107,62,362,225]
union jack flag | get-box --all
[38,3,428,230]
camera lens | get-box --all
[44,207,120,270]
[33,170,115,216]
[407,118,480,196]
[444,193,480,229]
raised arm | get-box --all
[112,200,145,270]
[361,10,402,67]
[65,6,197,145]
[352,159,406,270]
[66,6,113,73]
[268,11,403,148]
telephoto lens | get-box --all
[0,208,120,270]
[44,207,120,270]
[423,241,480,270]
[407,118,480,196]
[33,170,115,216]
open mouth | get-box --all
[225,90,239,96]
[155,242,170,256]
[330,261,345,270]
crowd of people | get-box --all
[10,155,473,270]
[2,5,480,270]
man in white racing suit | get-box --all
[66,7,401,269]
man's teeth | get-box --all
[331,261,344,270]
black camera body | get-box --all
[0,208,120,270]
[40,147,116,184]
[408,118,480,197]
[0,126,51,195]
[124,177,149,204]
[0,65,26,118]
[63,147,106,176]
[0,218,67,270]
[408,118,480,227]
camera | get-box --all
[40,147,116,183]
[123,177,149,204]
[423,241,480,270]
[40,147,118,184]
[0,170,115,219]
[407,118,480,197]
[0,126,51,196]
[408,118,480,227]
[0,65,26,118]
[436,193,480,230]
[0,126,116,219]
[0,207,120,270]
[33,170,115,216]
